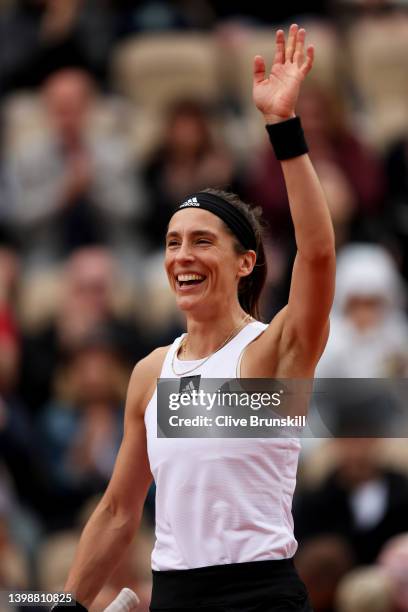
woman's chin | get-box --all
[176,294,204,312]
[176,297,197,311]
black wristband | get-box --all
[51,600,87,611]
[265,116,309,160]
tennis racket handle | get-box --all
[103,588,140,611]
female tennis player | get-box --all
[57,25,335,611]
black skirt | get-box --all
[150,558,313,611]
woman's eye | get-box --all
[197,239,211,245]
[167,240,179,247]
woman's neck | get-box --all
[181,307,251,360]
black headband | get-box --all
[173,192,257,251]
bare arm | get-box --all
[280,153,335,364]
[63,348,166,608]
[246,25,335,375]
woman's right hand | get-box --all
[253,24,314,125]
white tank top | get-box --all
[144,320,300,570]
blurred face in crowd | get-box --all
[297,84,343,140]
[297,87,329,136]
[44,69,94,146]
[64,249,115,321]
[68,347,126,406]
[335,438,380,486]
[316,161,356,247]
[166,104,211,157]
[344,295,387,332]
[316,162,355,224]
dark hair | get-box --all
[201,188,267,320]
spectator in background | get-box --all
[0,0,114,94]
[294,439,408,566]
[0,242,50,529]
[6,68,144,270]
[317,243,408,377]
[37,329,129,531]
[142,99,240,251]
[19,247,148,415]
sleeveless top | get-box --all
[144,320,300,570]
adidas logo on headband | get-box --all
[180,197,200,208]
[174,192,257,250]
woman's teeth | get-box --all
[177,274,205,286]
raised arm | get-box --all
[62,350,164,608]
[248,25,335,376]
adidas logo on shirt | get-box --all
[180,197,200,208]
[185,380,196,393]
[179,375,201,394]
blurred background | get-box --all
[1,0,408,610]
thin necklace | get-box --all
[171,313,253,376]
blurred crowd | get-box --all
[1,0,408,611]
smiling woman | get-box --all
[166,188,267,322]
[164,192,261,337]
[57,24,335,612]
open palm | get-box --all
[253,25,314,123]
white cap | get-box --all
[334,243,404,313]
